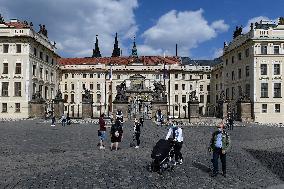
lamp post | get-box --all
[183,105,187,118]
[178,103,181,118]
[187,101,191,122]
[67,103,70,116]
[77,103,80,118]
[172,104,175,119]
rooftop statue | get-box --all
[54,89,63,100]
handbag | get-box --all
[98,130,101,137]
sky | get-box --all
[0,0,283,59]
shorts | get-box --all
[99,131,106,141]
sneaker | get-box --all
[135,146,139,149]
[178,159,183,165]
[99,146,105,150]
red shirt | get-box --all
[99,117,106,131]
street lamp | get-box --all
[178,103,181,118]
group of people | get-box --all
[51,114,71,127]
[98,110,144,151]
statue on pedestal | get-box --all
[152,82,166,102]
[82,88,92,103]
[114,82,128,102]
[189,90,198,102]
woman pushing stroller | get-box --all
[165,121,183,165]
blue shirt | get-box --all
[215,132,223,148]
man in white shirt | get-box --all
[165,121,183,164]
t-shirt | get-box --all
[99,117,106,131]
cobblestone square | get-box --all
[0,120,284,189]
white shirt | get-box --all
[165,127,183,142]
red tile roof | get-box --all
[59,56,181,66]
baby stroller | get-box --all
[149,139,175,174]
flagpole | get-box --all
[109,64,113,113]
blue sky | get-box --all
[0,0,283,59]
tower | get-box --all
[111,33,120,57]
[92,35,101,58]
[131,36,138,57]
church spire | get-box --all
[92,35,101,58]
[111,33,120,57]
[131,36,138,57]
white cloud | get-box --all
[0,0,138,57]
[141,9,229,57]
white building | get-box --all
[0,18,60,118]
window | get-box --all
[231,87,235,100]
[190,85,193,90]
[175,106,178,111]
[65,74,68,79]
[238,68,242,79]
[16,44,21,53]
[82,84,85,90]
[14,63,21,74]
[83,74,87,78]
[261,83,268,98]
[64,94,68,103]
[45,70,48,80]
[200,75,203,79]
[45,55,49,63]
[274,83,281,98]
[274,46,280,54]
[260,64,267,75]
[246,66,249,77]
[207,85,210,91]
[90,84,93,90]
[72,74,74,78]
[207,74,211,79]
[190,75,192,80]
[71,84,74,90]
[15,103,20,112]
[175,74,178,79]
[275,104,280,113]
[3,44,9,53]
[245,84,250,96]
[97,94,101,103]
[3,63,8,74]
[200,95,204,103]
[39,52,43,60]
[51,72,54,82]
[64,84,67,91]
[71,94,75,103]
[51,59,54,65]
[215,74,219,79]
[175,84,178,90]
[182,95,186,103]
[238,52,242,60]
[40,68,43,79]
[32,65,36,76]
[262,104,267,113]
[225,59,228,65]
[225,88,229,100]
[207,95,210,103]
[2,82,9,96]
[231,56,235,63]
[98,73,101,78]
[14,82,21,96]
[261,45,267,54]
[200,85,203,91]
[90,74,93,78]
[216,95,219,103]
[238,86,242,96]
[175,95,178,103]
[155,75,159,80]
[245,48,249,57]
[97,84,101,90]
[2,103,7,112]
[216,84,218,90]
[231,71,235,80]
[182,74,185,80]
[33,48,37,56]
[274,64,280,75]
[182,84,185,90]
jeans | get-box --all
[135,132,140,146]
[174,142,183,161]
[212,147,226,174]
[62,121,66,127]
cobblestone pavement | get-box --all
[0,120,284,189]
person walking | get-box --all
[98,113,106,150]
[110,119,123,151]
[139,116,144,127]
[208,122,231,177]
[165,121,183,165]
[133,118,141,149]
[51,116,56,127]
[228,115,234,130]
[66,114,71,125]
[61,114,66,127]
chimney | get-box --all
[175,44,178,57]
